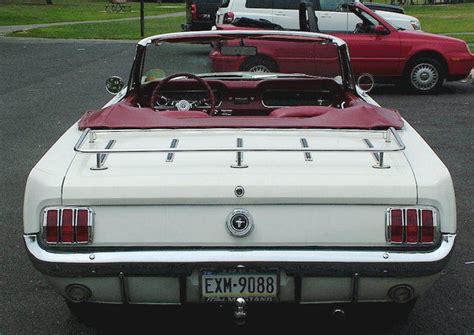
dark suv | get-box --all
[182,0,223,31]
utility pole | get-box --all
[140,0,145,37]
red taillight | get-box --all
[61,209,74,243]
[46,209,59,243]
[43,208,92,244]
[405,209,418,243]
[387,208,436,245]
[390,209,403,243]
[191,3,198,21]
[223,12,235,24]
[421,210,434,243]
[76,209,90,243]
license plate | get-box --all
[201,269,279,303]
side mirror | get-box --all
[357,73,375,93]
[374,25,388,35]
[105,76,124,95]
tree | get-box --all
[46,0,53,4]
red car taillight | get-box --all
[223,12,235,24]
[386,207,437,245]
[191,3,198,21]
[43,207,93,245]
[46,209,59,243]
[421,209,435,243]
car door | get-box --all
[316,0,350,32]
[272,0,349,31]
[332,6,401,77]
[235,0,274,23]
[271,0,299,29]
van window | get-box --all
[319,0,349,11]
[245,0,273,8]
[220,0,230,7]
[273,0,323,10]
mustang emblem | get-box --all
[226,209,253,237]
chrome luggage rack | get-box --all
[75,127,406,170]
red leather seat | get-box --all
[269,106,333,118]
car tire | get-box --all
[404,57,445,94]
[240,55,278,73]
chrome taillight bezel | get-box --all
[42,207,94,245]
[386,207,439,245]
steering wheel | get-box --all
[149,73,216,115]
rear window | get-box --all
[245,0,273,9]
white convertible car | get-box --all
[23,30,456,322]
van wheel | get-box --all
[240,55,278,73]
[404,57,444,94]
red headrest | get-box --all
[269,106,333,118]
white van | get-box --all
[216,0,421,31]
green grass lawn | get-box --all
[405,3,474,49]
[5,2,474,47]
[405,3,474,34]
[0,0,184,26]
[9,15,185,39]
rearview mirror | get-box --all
[221,46,257,56]
[357,73,375,93]
[105,76,124,95]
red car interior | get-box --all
[79,78,403,130]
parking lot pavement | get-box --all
[0,38,473,334]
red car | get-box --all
[214,2,474,94]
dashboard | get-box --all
[142,77,344,115]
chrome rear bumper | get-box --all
[24,234,455,278]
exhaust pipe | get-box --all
[234,297,247,326]
[332,308,346,321]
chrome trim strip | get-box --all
[42,208,60,245]
[230,138,248,168]
[25,234,455,266]
[75,127,405,154]
[119,272,130,304]
[363,138,380,162]
[85,128,398,134]
[138,30,346,48]
[300,138,312,161]
[385,207,439,246]
[41,207,94,246]
[166,138,179,162]
[90,139,116,170]
[421,209,439,245]
[363,138,390,169]
[351,273,359,303]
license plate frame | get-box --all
[200,268,280,303]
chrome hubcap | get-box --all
[410,63,439,91]
[248,65,270,73]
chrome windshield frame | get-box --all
[127,30,356,96]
